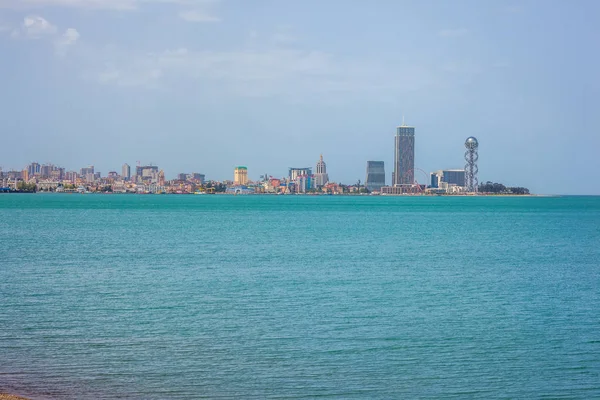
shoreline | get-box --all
[0,394,30,400]
[0,192,553,197]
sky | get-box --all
[0,0,599,194]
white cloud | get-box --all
[55,27,80,54]
[178,9,220,22]
[0,0,220,10]
[439,28,469,38]
[1,0,223,27]
[12,15,57,38]
[0,0,137,10]
[7,15,80,55]
[83,44,435,101]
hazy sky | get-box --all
[1,0,598,194]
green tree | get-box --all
[17,181,36,192]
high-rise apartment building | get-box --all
[289,167,312,181]
[27,162,41,177]
[80,166,95,177]
[40,164,53,178]
[294,174,312,193]
[234,166,248,185]
[430,169,466,188]
[430,171,442,188]
[192,173,205,184]
[65,171,78,183]
[366,161,385,192]
[314,155,329,187]
[136,165,159,183]
[392,121,415,186]
[50,168,64,181]
[122,164,131,181]
[442,169,465,187]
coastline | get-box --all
[0,394,30,400]
[0,192,550,197]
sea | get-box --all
[0,194,599,399]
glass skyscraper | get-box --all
[393,123,415,186]
[442,169,465,187]
[365,161,385,192]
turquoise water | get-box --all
[1,194,599,399]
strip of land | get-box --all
[0,394,30,400]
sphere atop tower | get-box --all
[465,136,479,149]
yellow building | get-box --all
[234,166,248,186]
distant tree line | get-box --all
[478,181,529,195]
[205,181,227,193]
[17,182,37,193]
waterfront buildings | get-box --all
[40,164,52,178]
[429,169,467,194]
[65,171,78,183]
[122,164,131,181]
[27,162,40,177]
[289,167,312,181]
[392,121,415,186]
[80,166,94,177]
[136,165,159,183]
[234,166,248,185]
[381,185,418,195]
[443,169,465,187]
[431,171,441,188]
[192,173,205,184]
[288,167,313,193]
[294,174,312,193]
[431,169,466,188]
[314,155,329,188]
[365,161,385,192]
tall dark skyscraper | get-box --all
[365,161,385,192]
[392,120,415,186]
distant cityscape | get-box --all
[0,120,528,195]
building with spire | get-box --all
[314,154,329,188]
[392,117,415,186]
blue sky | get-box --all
[0,0,598,194]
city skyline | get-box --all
[1,1,599,194]
[0,122,489,189]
